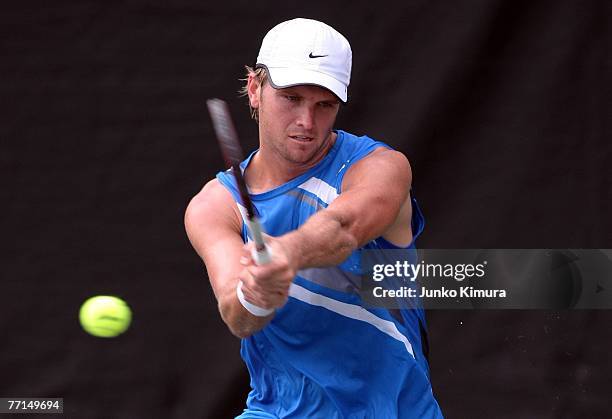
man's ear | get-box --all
[247,73,261,110]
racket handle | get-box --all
[246,218,272,265]
[252,245,272,265]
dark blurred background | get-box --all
[1,0,610,418]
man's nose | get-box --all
[295,105,315,130]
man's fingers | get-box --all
[239,269,261,293]
[246,264,292,293]
[237,237,293,310]
[241,243,255,265]
[240,272,289,309]
[240,281,283,309]
[240,285,271,309]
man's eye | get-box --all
[284,95,299,101]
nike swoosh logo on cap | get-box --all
[309,52,328,58]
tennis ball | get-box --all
[79,295,132,338]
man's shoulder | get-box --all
[344,147,411,182]
[333,130,407,173]
[336,130,394,158]
[188,178,229,206]
[185,178,241,232]
[336,129,382,145]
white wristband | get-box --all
[236,281,274,317]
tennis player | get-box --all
[186,18,443,418]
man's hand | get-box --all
[238,237,298,310]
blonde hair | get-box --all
[239,65,268,121]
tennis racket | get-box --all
[206,98,272,265]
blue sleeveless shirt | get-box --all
[217,130,443,419]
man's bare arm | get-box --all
[279,147,412,269]
[184,179,273,338]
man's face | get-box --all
[248,76,341,165]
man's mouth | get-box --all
[289,135,314,142]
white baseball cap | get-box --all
[256,18,352,103]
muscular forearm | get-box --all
[279,208,359,270]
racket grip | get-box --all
[246,218,272,265]
[252,245,272,265]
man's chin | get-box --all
[281,149,318,165]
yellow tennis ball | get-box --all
[79,296,132,338]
